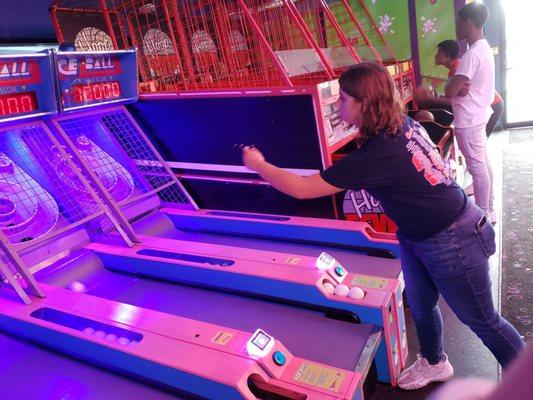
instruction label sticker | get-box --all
[211,331,233,346]
[351,274,389,289]
[284,256,301,265]
[293,362,345,392]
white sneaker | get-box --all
[397,354,454,390]
[488,210,497,225]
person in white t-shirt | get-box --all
[445,2,496,223]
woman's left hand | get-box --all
[242,146,266,172]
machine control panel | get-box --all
[0,53,57,123]
[54,49,138,112]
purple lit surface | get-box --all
[72,136,135,203]
[171,230,401,277]
[0,152,59,243]
[36,251,374,372]
[0,250,375,400]
[0,332,186,399]
[135,212,402,279]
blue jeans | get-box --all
[398,200,524,368]
[455,124,494,213]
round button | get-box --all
[273,351,286,366]
[334,266,345,277]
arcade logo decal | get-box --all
[142,29,181,77]
[57,54,122,79]
[229,30,248,52]
[143,29,175,56]
[0,60,41,87]
[191,30,217,54]
[75,27,115,52]
[343,189,397,234]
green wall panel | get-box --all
[415,0,457,82]
[362,0,412,61]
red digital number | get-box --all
[73,87,83,103]
[21,95,33,112]
[7,97,19,115]
[0,92,37,117]
[83,85,93,102]
[93,83,102,100]
[72,82,122,104]
[102,83,112,98]
[111,82,120,97]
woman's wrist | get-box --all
[254,160,269,175]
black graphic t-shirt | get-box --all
[321,117,467,241]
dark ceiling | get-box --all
[0,1,57,43]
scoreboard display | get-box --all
[55,49,138,112]
[0,52,57,123]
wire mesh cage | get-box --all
[118,0,186,91]
[51,0,413,96]
[325,0,381,63]
[290,0,359,72]
[0,250,34,304]
[51,107,195,221]
[0,122,115,248]
[168,0,289,88]
[114,0,299,90]
[236,0,334,85]
[0,252,23,288]
[50,0,128,51]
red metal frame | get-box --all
[50,0,415,99]
[319,0,362,64]
[235,0,293,87]
[99,0,119,49]
[49,6,65,44]
[339,0,383,63]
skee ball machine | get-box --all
[41,48,409,385]
[0,50,384,400]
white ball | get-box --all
[82,327,95,335]
[323,282,335,294]
[94,330,106,338]
[105,334,117,342]
[69,281,86,293]
[348,287,365,300]
[118,337,130,346]
[334,284,350,297]
[128,340,139,347]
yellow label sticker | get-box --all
[293,362,346,392]
[351,274,389,289]
[284,256,301,265]
[211,331,233,346]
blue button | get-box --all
[334,266,345,277]
[273,351,286,366]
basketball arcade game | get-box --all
[0,52,380,400]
